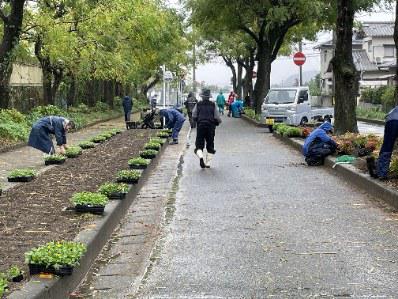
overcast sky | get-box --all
[166,0,396,88]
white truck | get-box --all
[261,87,334,132]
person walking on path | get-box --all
[192,89,222,168]
[184,92,198,128]
[367,106,398,180]
[216,91,226,115]
[302,122,337,166]
[159,108,185,145]
[28,116,75,155]
[122,95,133,128]
[227,91,235,117]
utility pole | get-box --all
[162,65,166,108]
[193,42,197,94]
[299,41,303,87]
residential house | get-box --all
[315,22,396,97]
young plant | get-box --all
[65,146,83,158]
[44,154,66,162]
[116,170,141,182]
[25,241,87,269]
[157,132,169,138]
[99,132,113,139]
[71,192,109,207]
[0,274,7,297]
[7,265,23,281]
[78,141,95,149]
[90,135,107,143]
[8,168,37,178]
[150,138,166,145]
[110,128,122,134]
[128,157,150,167]
[98,182,129,197]
[144,142,161,150]
[140,149,158,159]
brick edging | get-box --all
[8,139,168,299]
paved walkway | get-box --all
[0,117,125,190]
[81,116,398,298]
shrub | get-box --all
[28,105,66,124]
[0,121,29,141]
[128,157,150,166]
[381,86,395,111]
[390,157,398,174]
[25,241,87,268]
[65,146,82,158]
[44,154,66,162]
[0,274,7,297]
[283,127,302,137]
[78,141,95,149]
[243,108,256,119]
[98,182,129,197]
[0,108,26,124]
[94,102,109,112]
[71,192,109,206]
[116,170,141,181]
[144,142,161,150]
[8,168,37,178]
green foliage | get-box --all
[65,146,83,158]
[308,74,322,96]
[360,86,387,105]
[381,86,395,111]
[157,132,169,138]
[8,168,37,178]
[0,274,7,297]
[78,141,95,149]
[94,102,110,112]
[144,142,161,150]
[25,241,87,269]
[116,170,141,180]
[283,127,303,138]
[44,154,66,162]
[128,157,150,166]
[7,265,22,279]
[149,138,166,144]
[390,157,398,174]
[98,182,129,197]
[71,192,109,206]
[356,107,386,121]
[90,135,107,143]
[140,149,158,157]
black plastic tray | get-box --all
[29,264,73,276]
[140,153,156,159]
[74,204,105,215]
[45,159,65,165]
[117,178,139,184]
[108,192,127,200]
[129,164,147,170]
[8,176,34,182]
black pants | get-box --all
[305,141,336,166]
[187,112,196,128]
[195,124,216,154]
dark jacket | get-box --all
[28,116,67,153]
[122,96,133,112]
[159,108,185,128]
[303,122,336,156]
[184,93,198,113]
[386,106,398,122]
[192,99,222,126]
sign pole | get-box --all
[162,65,166,108]
[299,42,303,87]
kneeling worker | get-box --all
[192,89,222,168]
[159,108,185,145]
[28,116,75,155]
[302,122,337,166]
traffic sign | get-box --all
[163,71,173,81]
[293,52,306,66]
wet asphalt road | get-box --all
[134,116,398,298]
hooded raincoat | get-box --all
[159,108,185,140]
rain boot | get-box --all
[195,149,206,168]
[205,153,214,168]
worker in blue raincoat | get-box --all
[231,98,244,118]
[367,106,398,180]
[28,116,75,155]
[159,108,185,145]
[302,122,337,166]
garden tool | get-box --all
[195,149,206,168]
[333,155,356,168]
[205,153,214,168]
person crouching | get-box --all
[159,108,185,145]
[192,89,222,168]
[28,116,75,155]
[302,122,337,166]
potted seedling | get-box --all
[65,146,83,158]
[99,132,113,139]
[0,274,7,298]
[44,154,66,165]
[7,168,37,182]
[78,141,95,149]
[140,149,158,159]
[7,265,23,282]
[116,170,141,184]
[71,192,109,214]
[150,138,166,145]
[157,131,169,139]
[25,241,86,276]
[91,135,107,143]
[98,182,129,200]
[144,142,161,151]
[128,157,150,170]
[111,128,122,135]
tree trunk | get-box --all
[42,64,53,105]
[86,80,96,107]
[331,0,359,134]
[394,0,398,106]
[103,80,114,108]
[51,67,63,102]
[222,56,237,93]
[0,0,26,108]
[67,74,77,107]
[253,46,271,115]
[237,63,243,98]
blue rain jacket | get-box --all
[159,108,185,129]
[231,100,243,117]
[302,122,336,156]
[28,116,67,154]
[386,106,398,122]
[122,96,133,112]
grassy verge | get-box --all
[356,107,386,121]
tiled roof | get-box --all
[362,22,394,37]
[352,50,378,72]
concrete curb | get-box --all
[357,117,385,126]
[272,132,398,210]
[8,141,168,299]
[241,114,267,128]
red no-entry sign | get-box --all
[293,52,306,66]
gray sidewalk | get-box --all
[0,117,125,190]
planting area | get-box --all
[0,129,155,294]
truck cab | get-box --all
[262,87,333,131]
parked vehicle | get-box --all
[261,87,334,132]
